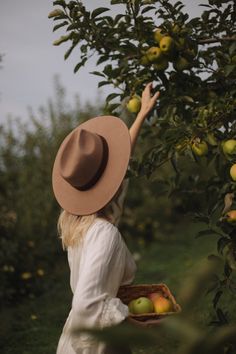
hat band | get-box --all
[77,135,109,191]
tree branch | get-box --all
[198,35,236,44]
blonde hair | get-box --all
[57,185,123,250]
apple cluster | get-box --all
[191,137,236,182]
[140,25,198,73]
[128,291,173,315]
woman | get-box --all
[52,82,160,354]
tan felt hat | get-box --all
[52,115,131,215]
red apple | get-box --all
[147,292,162,302]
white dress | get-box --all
[56,179,137,354]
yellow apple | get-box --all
[230,164,236,181]
[127,96,141,113]
[152,296,173,314]
[160,36,175,54]
[192,140,208,157]
[146,47,163,63]
[222,139,236,155]
[154,28,166,44]
[173,56,191,71]
[226,210,236,223]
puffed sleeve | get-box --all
[70,222,129,351]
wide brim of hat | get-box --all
[52,115,131,215]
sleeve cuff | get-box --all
[100,297,129,329]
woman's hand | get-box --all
[138,82,160,121]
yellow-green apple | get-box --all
[192,140,208,157]
[131,297,154,314]
[226,210,236,223]
[175,37,186,51]
[127,96,141,113]
[172,23,181,34]
[160,36,175,54]
[146,47,163,63]
[152,296,173,314]
[173,56,191,71]
[206,133,218,146]
[222,139,236,155]
[128,299,136,314]
[230,164,236,181]
[154,28,166,44]
[140,55,149,66]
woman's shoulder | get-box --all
[91,217,119,233]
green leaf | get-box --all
[74,58,87,73]
[98,81,110,88]
[90,71,105,78]
[53,21,68,32]
[141,6,156,14]
[97,56,109,65]
[217,236,230,255]
[106,93,120,102]
[64,41,78,60]
[224,64,235,77]
[229,41,236,55]
[53,0,66,7]
[91,7,110,19]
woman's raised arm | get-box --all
[129,82,160,156]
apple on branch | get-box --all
[126,95,141,114]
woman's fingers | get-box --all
[151,90,160,102]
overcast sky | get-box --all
[0,0,205,125]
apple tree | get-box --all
[49,0,236,334]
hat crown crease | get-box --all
[59,128,107,189]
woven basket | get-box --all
[117,283,181,327]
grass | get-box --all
[1,221,235,354]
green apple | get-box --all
[206,133,218,146]
[140,55,149,66]
[160,36,175,54]
[230,164,236,181]
[154,28,166,44]
[192,140,208,157]
[146,47,163,63]
[222,139,236,155]
[127,96,141,113]
[153,58,169,71]
[175,37,186,51]
[172,23,181,34]
[128,299,136,314]
[173,56,191,71]
[132,297,154,314]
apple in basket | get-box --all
[128,297,154,314]
[149,294,173,314]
